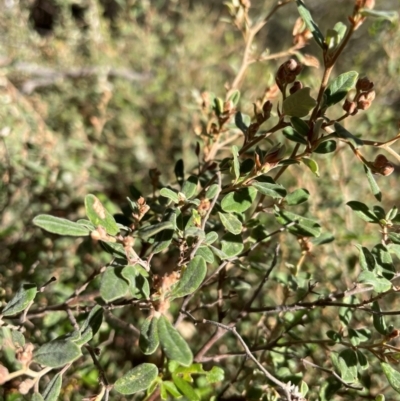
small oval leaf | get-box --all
[114,363,158,395]
[2,284,37,317]
[158,316,193,366]
[34,340,81,368]
[42,373,62,401]
[139,317,160,355]
[381,362,400,394]
[85,195,119,236]
[170,256,207,299]
[218,212,242,235]
[33,215,91,237]
[221,187,257,213]
[282,88,316,117]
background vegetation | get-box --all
[1,0,400,400]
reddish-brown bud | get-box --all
[240,0,251,8]
[372,154,395,176]
[357,90,375,110]
[290,81,303,94]
[356,77,374,92]
[262,100,272,120]
[343,99,358,115]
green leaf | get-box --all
[153,209,177,254]
[34,340,81,368]
[231,145,240,181]
[172,374,199,401]
[346,201,379,223]
[356,350,369,371]
[158,316,193,366]
[326,330,341,343]
[324,71,358,107]
[139,317,160,355]
[381,363,400,394]
[206,184,219,199]
[282,127,308,145]
[160,188,179,203]
[218,212,242,235]
[32,394,45,401]
[196,246,215,263]
[229,90,241,106]
[33,215,91,237]
[296,0,325,48]
[274,207,321,237]
[359,9,398,22]
[221,187,257,213]
[333,123,364,149]
[372,244,395,280]
[286,188,310,206]
[301,157,320,177]
[42,373,62,401]
[170,256,207,299]
[221,233,244,258]
[74,305,103,347]
[100,266,129,302]
[314,140,337,154]
[121,264,150,299]
[338,349,358,383]
[2,284,37,316]
[357,270,392,293]
[235,112,249,134]
[372,301,388,335]
[290,117,309,136]
[85,195,119,236]
[207,366,225,383]
[355,245,376,271]
[364,165,382,202]
[161,381,182,398]
[114,363,158,395]
[182,176,198,199]
[282,88,317,118]
[138,221,175,241]
[205,231,218,245]
[251,176,286,198]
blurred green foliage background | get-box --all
[1,0,400,399]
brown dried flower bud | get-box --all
[16,343,34,368]
[356,77,374,92]
[290,81,303,94]
[355,0,375,11]
[262,100,272,120]
[283,59,298,73]
[387,329,400,340]
[19,379,35,395]
[372,154,395,176]
[239,0,251,8]
[0,364,9,385]
[343,99,358,115]
[357,91,375,110]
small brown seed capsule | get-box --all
[356,77,374,92]
[343,99,358,115]
[290,81,303,94]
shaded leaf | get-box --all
[2,284,37,317]
[357,270,392,293]
[74,305,103,347]
[251,176,286,198]
[286,188,310,206]
[114,363,158,395]
[172,374,199,401]
[100,266,129,302]
[153,209,177,254]
[283,127,308,145]
[372,301,388,335]
[34,340,81,368]
[290,117,309,136]
[364,165,382,202]
[355,245,376,271]
[174,159,185,187]
[334,123,364,149]
[301,157,320,177]
[182,176,198,199]
[139,317,159,355]
[296,0,325,48]
[360,9,398,22]
[314,140,337,154]
[160,188,179,204]
[221,187,257,213]
[138,221,175,240]
[231,146,240,181]
[282,88,317,117]
[221,233,244,258]
[42,373,62,401]
[195,246,215,263]
[347,201,379,223]
[274,207,321,237]
[170,256,207,299]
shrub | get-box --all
[1,1,400,400]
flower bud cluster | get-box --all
[275,59,303,92]
[292,18,313,48]
[343,77,375,115]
